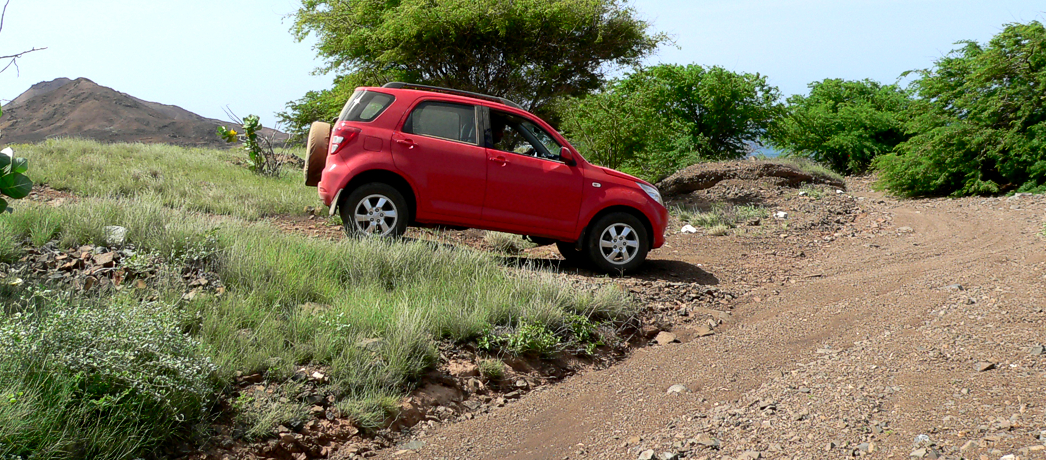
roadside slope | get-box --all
[377,184,1046,459]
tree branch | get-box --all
[0,0,47,76]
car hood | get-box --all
[597,166,645,184]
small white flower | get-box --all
[0,147,11,158]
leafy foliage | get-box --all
[0,106,34,213]
[874,21,1046,196]
[283,0,664,140]
[278,72,380,144]
[217,114,280,176]
[561,64,783,182]
[769,79,911,174]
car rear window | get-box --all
[338,90,395,122]
[402,101,477,144]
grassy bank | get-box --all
[16,138,315,219]
[0,195,632,459]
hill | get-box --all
[0,78,280,147]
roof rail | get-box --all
[382,82,524,110]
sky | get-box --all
[1,1,1044,128]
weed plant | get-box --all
[16,138,314,219]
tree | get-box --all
[874,21,1046,197]
[768,79,911,175]
[560,64,782,182]
[282,0,663,140]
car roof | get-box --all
[378,82,525,111]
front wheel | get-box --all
[584,213,649,273]
[340,183,409,238]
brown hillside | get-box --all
[0,78,282,148]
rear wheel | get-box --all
[584,212,649,273]
[340,183,409,238]
[304,121,331,186]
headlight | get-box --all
[637,182,663,206]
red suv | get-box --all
[304,83,667,272]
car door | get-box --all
[482,108,584,236]
[390,100,486,220]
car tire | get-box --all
[556,241,588,266]
[304,121,331,186]
[340,183,409,238]
[584,212,649,273]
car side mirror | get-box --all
[560,147,576,166]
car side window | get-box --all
[489,110,562,161]
[403,101,477,144]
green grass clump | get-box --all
[672,203,769,235]
[750,155,845,184]
[483,231,536,255]
[799,185,827,199]
[0,290,215,460]
[16,138,314,219]
[477,359,506,381]
[232,382,310,441]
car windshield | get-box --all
[338,90,395,122]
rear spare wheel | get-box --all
[304,121,331,186]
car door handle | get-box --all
[395,138,416,149]
[490,156,508,166]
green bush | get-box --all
[561,64,783,182]
[875,21,1046,197]
[769,78,911,175]
[0,291,215,460]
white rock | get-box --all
[774,211,788,219]
[680,224,698,234]
[666,384,689,395]
[104,226,128,246]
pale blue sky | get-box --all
[2,1,1043,127]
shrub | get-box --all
[875,21,1046,197]
[768,79,911,175]
[0,291,215,460]
[562,64,783,182]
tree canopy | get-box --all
[874,21,1046,196]
[561,64,782,182]
[282,0,664,140]
[768,79,911,175]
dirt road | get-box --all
[377,182,1046,459]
